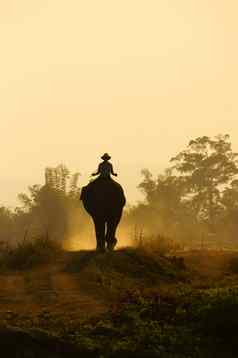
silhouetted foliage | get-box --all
[16,165,81,241]
[171,135,238,231]
[0,207,14,242]
[0,164,84,245]
[126,135,238,248]
[0,135,237,250]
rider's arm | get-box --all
[92,164,100,176]
[111,164,118,176]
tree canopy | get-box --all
[126,135,238,245]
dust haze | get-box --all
[1,134,237,253]
[1,2,238,356]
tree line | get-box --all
[0,164,87,245]
[0,134,237,248]
[126,134,238,247]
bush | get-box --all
[0,235,62,270]
[228,257,238,274]
[133,233,182,256]
[191,287,238,344]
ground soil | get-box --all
[0,249,237,331]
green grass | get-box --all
[228,256,238,274]
[56,286,238,357]
[0,241,238,357]
[66,248,186,279]
[64,248,188,301]
[2,285,238,357]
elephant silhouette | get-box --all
[80,178,126,251]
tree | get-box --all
[126,169,192,239]
[170,135,238,231]
[138,169,187,226]
[18,165,81,240]
[126,135,238,246]
[219,179,238,240]
[0,207,14,242]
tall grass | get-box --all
[0,235,62,270]
[132,228,183,256]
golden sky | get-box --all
[0,1,237,206]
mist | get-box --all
[0,134,237,254]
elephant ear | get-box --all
[80,187,85,201]
[80,186,89,202]
[80,185,94,215]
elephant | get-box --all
[80,178,126,252]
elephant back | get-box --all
[80,178,126,217]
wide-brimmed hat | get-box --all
[101,153,111,160]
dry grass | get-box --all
[132,232,183,256]
[0,235,62,270]
[0,241,237,356]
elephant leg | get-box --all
[106,215,121,251]
[93,217,106,252]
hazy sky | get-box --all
[0,1,237,207]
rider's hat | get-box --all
[101,153,111,160]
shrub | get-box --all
[228,257,238,274]
[0,235,62,270]
[133,232,182,256]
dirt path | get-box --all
[0,265,107,329]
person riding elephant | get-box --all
[92,153,118,179]
[81,154,126,252]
